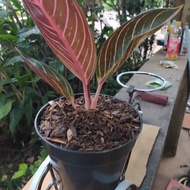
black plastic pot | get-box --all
[34,96,143,190]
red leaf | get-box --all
[17,48,76,107]
[96,6,183,85]
[22,0,97,85]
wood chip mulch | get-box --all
[38,95,142,152]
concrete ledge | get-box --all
[115,50,189,190]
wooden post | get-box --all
[172,0,190,27]
[181,0,190,26]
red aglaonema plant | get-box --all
[18,0,182,110]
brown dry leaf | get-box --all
[111,111,120,116]
[67,129,73,142]
[101,137,104,144]
[48,103,57,111]
[48,100,54,105]
[98,130,104,136]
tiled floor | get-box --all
[152,113,190,190]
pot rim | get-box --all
[34,95,143,155]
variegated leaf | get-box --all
[96,6,183,84]
[16,48,75,106]
[22,0,97,86]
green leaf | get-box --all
[24,103,33,124]
[11,164,28,180]
[40,149,48,160]
[0,34,18,40]
[11,0,22,10]
[23,89,33,124]
[0,78,17,86]
[0,100,13,120]
[41,91,57,105]
[18,26,40,42]
[29,165,37,175]
[49,59,64,73]
[2,179,13,189]
[2,20,19,34]
[96,6,183,85]
[4,56,22,67]
[19,163,28,171]
[34,160,41,167]
[16,74,31,88]
[0,93,6,106]
[9,105,24,134]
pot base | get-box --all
[30,156,137,190]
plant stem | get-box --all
[71,99,77,110]
[83,83,91,110]
[91,82,103,109]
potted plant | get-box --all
[17,1,182,189]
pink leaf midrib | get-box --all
[43,0,87,83]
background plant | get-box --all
[0,0,56,140]
[0,146,48,190]
[0,1,57,189]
